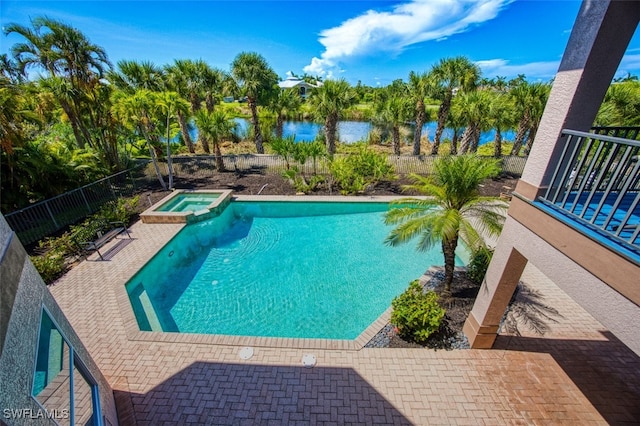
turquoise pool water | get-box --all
[157,193,220,212]
[127,201,466,340]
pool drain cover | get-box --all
[302,354,316,368]
[239,347,254,360]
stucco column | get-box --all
[516,0,640,201]
[463,228,528,348]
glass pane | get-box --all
[73,361,95,426]
[33,311,71,425]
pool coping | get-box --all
[117,194,430,351]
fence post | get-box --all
[44,201,59,229]
[79,188,92,213]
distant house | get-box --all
[278,76,321,99]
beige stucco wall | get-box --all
[487,216,640,356]
[0,214,119,425]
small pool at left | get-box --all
[157,193,220,212]
[127,200,467,340]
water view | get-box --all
[232,118,516,145]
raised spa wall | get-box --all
[140,189,233,224]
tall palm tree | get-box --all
[194,110,236,171]
[385,155,506,292]
[308,79,356,155]
[268,88,301,139]
[429,56,481,155]
[5,17,113,160]
[109,60,164,93]
[408,71,430,155]
[231,52,278,154]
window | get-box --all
[33,309,102,425]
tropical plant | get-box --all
[384,155,506,293]
[329,147,394,195]
[309,79,357,155]
[391,280,446,343]
[157,91,190,188]
[374,88,412,155]
[452,90,493,154]
[487,91,515,158]
[270,135,297,169]
[509,81,550,155]
[466,246,494,284]
[194,109,236,171]
[268,88,301,139]
[407,71,430,155]
[231,52,279,153]
[429,56,481,154]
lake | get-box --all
[232,118,515,145]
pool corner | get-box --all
[140,189,233,224]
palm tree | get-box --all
[429,56,481,155]
[374,90,412,155]
[111,89,166,190]
[509,81,550,155]
[0,77,39,153]
[308,79,356,155]
[157,91,190,189]
[453,90,492,154]
[486,90,515,158]
[407,71,430,155]
[5,17,116,166]
[268,88,301,139]
[109,60,165,93]
[231,52,278,154]
[384,155,506,293]
[194,109,236,171]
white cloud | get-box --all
[303,0,512,78]
[476,58,560,80]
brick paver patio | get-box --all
[49,200,640,425]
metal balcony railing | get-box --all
[538,129,640,256]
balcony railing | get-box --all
[537,128,640,258]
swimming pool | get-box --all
[140,190,232,224]
[127,200,466,340]
[157,193,220,212]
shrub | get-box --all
[329,147,395,194]
[391,280,446,343]
[96,195,140,224]
[467,246,494,284]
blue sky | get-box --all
[3,0,640,86]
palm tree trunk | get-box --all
[177,112,195,153]
[392,125,401,155]
[494,128,502,158]
[442,236,458,294]
[450,129,459,155]
[433,96,451,154]
[510,115,530,156]
[523,124,538,155]
[214,142,225,171]
[413,101,425,155]
[276,115,284,139]
[249,98,264,153]
[140,125,167,191]
[325,115,338,155]
[459,126,474,154]
[469,126,481,153]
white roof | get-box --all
[278,77,319,89]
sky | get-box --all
[2,0,640,86]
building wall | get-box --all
[493,216,640,356]
[0,214,119,425]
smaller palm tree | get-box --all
[195,109,236,171]
[385,155,506,293]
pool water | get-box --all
[127,201,466,340]
[157,193,220,212]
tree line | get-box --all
[1,16,638,212]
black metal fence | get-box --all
[4,170,138,246]
[135,154,528,181]
[6,154,527,246]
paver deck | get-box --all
[48,204,640,425]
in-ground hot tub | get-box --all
[140,190,233,224]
